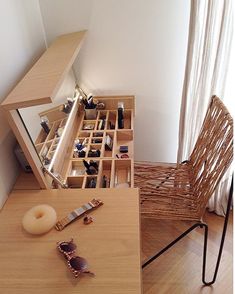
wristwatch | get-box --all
[55,198,103,231]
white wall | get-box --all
[0,0,46,207]
[39,0,190,163]
[0,0,189,206]
[39,0,93,44]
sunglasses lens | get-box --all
[60,242,76,253]
[69,256,88,271]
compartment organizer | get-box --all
[63,97,135,189]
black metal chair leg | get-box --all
[201,175,233,286]
[142,176,233,285]
[142,222,203,269]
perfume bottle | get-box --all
[118,102,124,129]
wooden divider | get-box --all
[64,96,135,189]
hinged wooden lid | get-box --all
[1,30,87,110]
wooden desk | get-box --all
[13,171,41,190]
[0,188,142,294]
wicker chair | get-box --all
[135,96,233,285]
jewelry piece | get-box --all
[55,199,103,231]
[83,215,93,225]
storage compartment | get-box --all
[123,110,132,129]
[107,111,116,130]
[115,130,133,158]
[73,137,89,158]
[92,131,104,138]
[104,132,114,157]
[96,119,106,130]
[69,161,86,176]
[67,176,84,188]
[85,176,97,188]
[47,120,61,140]
[114,160,132,188]
[77,131,91,138]
[39,141,52,159]
[98,110,107,119]
[91,137,103,144]
[82,159,100,175]
[84,108,97,120]
[100,160,112,188]
[82,120,96,130]
[87,144,102,158]
[97,110,107,130]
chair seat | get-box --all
[135,162,201,221]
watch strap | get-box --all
[55,198,103,231]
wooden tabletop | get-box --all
[0,188,142,294]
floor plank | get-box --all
[141,210,233,294]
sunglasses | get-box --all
[57,238,94,278]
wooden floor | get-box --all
[141,210,233,294]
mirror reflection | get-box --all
[18,71,78,172]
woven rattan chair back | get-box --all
[189,96,233,217]
[135,96,233,221]
[140,96,233,286]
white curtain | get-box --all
[177,0,233,216]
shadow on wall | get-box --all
[0,132,19,208]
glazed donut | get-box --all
[22,204,57,235]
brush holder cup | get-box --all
[85,108,97,120]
